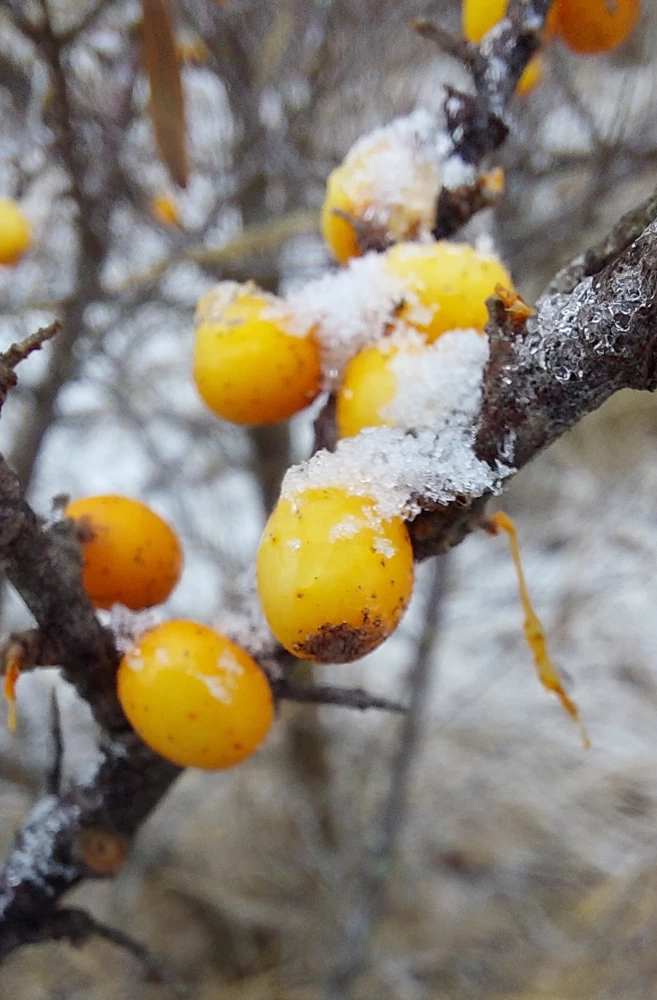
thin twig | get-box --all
[323,558,447,999]
[272,678,406,714]
[51,907,187,995]
[46,688,64,796]
[411,18,480,70]
[0,321,62,371]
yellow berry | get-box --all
[321,166,363,266]
[0,198,32,266]
[66,495,183,611]
[384,241,513,341]
[193,283,322,425]
[257,487,414,663]
[336,343,401,439]
[516,55,544,95]
[462,0,506,42]
[321,126,440,266]
[117,620,274,769]
[150,194,181,228]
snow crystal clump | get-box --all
[383,328,489,431]
[105,605,160,653]
[282,425,507,522]
[287,252,407,385]
[194,280,244,325]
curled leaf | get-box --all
[487,511,590,749]
[141,0,188,188]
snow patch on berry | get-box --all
[287,252,407,385]
[283,322,505,518]
[383,328,488,430]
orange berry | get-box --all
[117,620,274,769]
[554,0,639,54]
[257,487,414,663]
[0,198,32,266]
[66,495,182,611]
[384,241,513,341]
[193,282,321,425]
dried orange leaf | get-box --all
[3,644,22,734]
[150,193,181,228]
[495,284,535,320]
[481,167,505,197]
[488,511,590,749]
[141,0,188,188]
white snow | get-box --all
[383,328,489,431]
[281,424,508,522]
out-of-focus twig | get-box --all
[323,559,447,999]
[273,678,406,714]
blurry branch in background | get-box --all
[8,1,139,493]
[324,560,447,1000]
[111,208,319,295]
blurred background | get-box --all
[3,0,657,997]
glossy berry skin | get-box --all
[66,495,182,611]
[554,0,639,55]
[117,620,274,769]
[257,487,414,663]
[0,198,32,265]
[336,344,400,439]
[384,241,513,341]
[193,287,321,425]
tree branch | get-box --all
[408,204,657,559]
[416,0,556,237]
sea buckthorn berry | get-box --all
[515,55,544,96]
[66,495,182,611]
[117,620,274,769]
[554,0,639,55]
[384,241,513,341]
[0,198,32,266]
[321,117,441,266]
[193,282,321,425]
[336,343,400,439]
[257,487,414,663]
